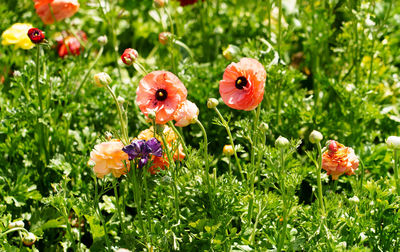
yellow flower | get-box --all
[1,23,35,50]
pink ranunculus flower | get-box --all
[173,100,199,127]
[321,140,359,180]
[89,139,130,178]
[34,0,80,25]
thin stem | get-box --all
[160,133,180,222]
[213,107,245,181]
[195,119,214,212]
[394,149,400,194]
[316,142,325,213]
[63,180,77,251]
[74,46,104,97]
[277,148,287,252]
[168,121,189,154]
[0,228,29,237]
[174,40,194,59]
[105,85,129,144]
[112,177,126,236]
[94,177,111,250]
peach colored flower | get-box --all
[34,0,79,25]
[89,139,130,178]
[138,126,185,174]
[219,58,266,111]
[321,140,359,180]
[136,71,187,124]
[173,100,199,127]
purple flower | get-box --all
[122,138,162,169]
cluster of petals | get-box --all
[138,126,185,174]
[34,0,80,25]
[173,100,199,127]
[56,31,87,58]
[136,71,187,124]
[1,23,35,50]
[219,58,266,111]
[122,138,162,169]
[27,28,45,44]
[321,140,359,180]
[89,139,130,178]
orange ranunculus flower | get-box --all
[34,0,80,25]
[219,58,266,111]
[1,23,34,50]
[138,126,185,174]
[173,100,199,127]
[321,140,359,180]
[89,139,130,178]
[136,71,187,124]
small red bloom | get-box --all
[121,48,138,65]
[158,32,172,45]
[177,0,201,6]
[27,28,45,44]
[56,31,86,58]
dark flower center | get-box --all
[235,76,248,90]
[155,89,168,101]
[34,31,39,36]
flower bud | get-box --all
[309,130,323,144]
[22,232,37,246]
[158,32,172,45]
[222,44,240,61]
[8,220,24,229]
[260,122,269,131]
[105,132,113,140]
[121,48,138,65]
[223,145,234,156]
[117,96,125,104]
[207,98,219,109]
[93,72,112,87]
[349,195,359,203]
[97,35,108,46]
[154,0,167,8]
[275,136,289,149]
[328,140,339,153]
[387,136,400,150]
[27,28,45,44]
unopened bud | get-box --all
[8,220,24,229]
[121,48,138,65]
[260,122,269,131]
[223,145,234,156]
[154,0,167,8]
[22,232,37,246]
[117,96,125,104]
[222,44,240,61]
[207,98,219,109]
[309,130,323,144]
[275,136,289,149]
[93,72,112,87]
[387,136,400,150]
[97,35,108,46]
[328,140,339,153]
[158,32,172,45]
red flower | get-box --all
[34,0,79,25]
[219,58,266,111]
[177,0,201,6]
[121,48,138,65]
[56,31,86,58]
[27,28,45,44]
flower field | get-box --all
[1,0,400,251]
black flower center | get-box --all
[235,76,248,90]
[155,89,168,101]
[34,31,39,36]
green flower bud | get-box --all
[309,130,323,144]
[207,98,219,109]
[275,136,289,149]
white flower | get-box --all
[386,136,400,149]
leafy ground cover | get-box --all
[1,0,400,251]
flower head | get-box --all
[154,0,167,8]
[121,48,138,65]
[173,100,199,127]
[222,44,240,61]
[138,126,185,174]
[322,140,359,180]
[56,31,86,58]
[122,138,162,169]
[207,98,219,109]
[22,232,37,246]
[223,145,234,156]
[27,28,45,44]
[93,72,112,87]
[386,136,400,150]
[1,23,34,50]
[89,139,130,178]
[136,71,187,124]
[219,58,266,111]
[275,136,289,149]
[309,130,323,144]
[34,0,80,25]
[159,32,172,45]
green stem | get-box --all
[112,178,126,236]
[174,40,194,59]
[63,180,77,251]
[195,119,214,213]
[160,134,180,222]
[168,121,189,154]
[0,228,29,237]
[277,148,287,252]
[129,162,147,241]
[213,107,245,181]
[143,170,153,236]
[394,149,400,194]
[74,46,104,97]
[94,177,111,250]
[105,85,129,144]
[316,142,325,213]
